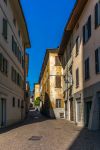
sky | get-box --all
[21,0,76,90]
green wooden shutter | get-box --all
[3,18,7,40]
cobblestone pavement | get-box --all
[0,110,100,150]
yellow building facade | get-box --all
[34,83,40,100]
[39,49,64,118]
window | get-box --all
[0,53,8,76]
[11,67,17,83]
[12,97,15,107]
[2,18,8,40]
[17,73,22,87]
[76,68,79,88]
[55,76,61,88]
[22,56,24,69]
[18,99,20,108]
[56,99,61,108]
[11,67,22,88]
[95,48,100,74]
[83,15,91,44]
[12,36,22,64]
[95,2,100,28]
[76,36,80,56]
[85,58,90,80]
[55,56,61,66]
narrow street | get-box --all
[0,110,100,150]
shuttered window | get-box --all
[55,56,61,66]
[83,15,91,44]
[95,2,100,28]
[76,36,80,56]
[0,53,8,76]
[11,67,23,88]
[12,36,22,64]
[56,99,61,108]
[85,57,90,80]
[95,48,100,74]
[12,97,15,107]
[76,68,79,88]
[2,18,7,40]
[55,76,61,88]
[11,67,17,83]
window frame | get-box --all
[56,99,61,108]
[85,57,90,80]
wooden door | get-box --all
[1,98,6,127]
[86,101,92,127]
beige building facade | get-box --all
[39,49,64,119]
[34,83,40,100]
[59,0,100,130]
[0,0,30,128]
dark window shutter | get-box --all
[55,56,60,66]
[76,68,79,87]
[85,58,89,80]
[88,16,91,38]
[95,3,98,28]
[95,49,99,73]
[83,25,85,44]
[76,36,80,56]
[56,76,61,88]
[12,36,14,52]
[3,18,7,40]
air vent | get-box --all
[60,113,64,118]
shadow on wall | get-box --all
[41,92,55,119]
[67,127,100,150]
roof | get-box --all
[39,48,59,83]
[59,0,88,55]
[10,0,31,48]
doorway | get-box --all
[1,98,6,127]
[85,101,92,127]
[70,99,74,121]
[77,101,81,122]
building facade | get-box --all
[59,0,100,130]
[39,49,64,119]
[26,81,30,114]
[0,0,30,128]
[34,83,40,100]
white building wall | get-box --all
[0,0,25,127]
